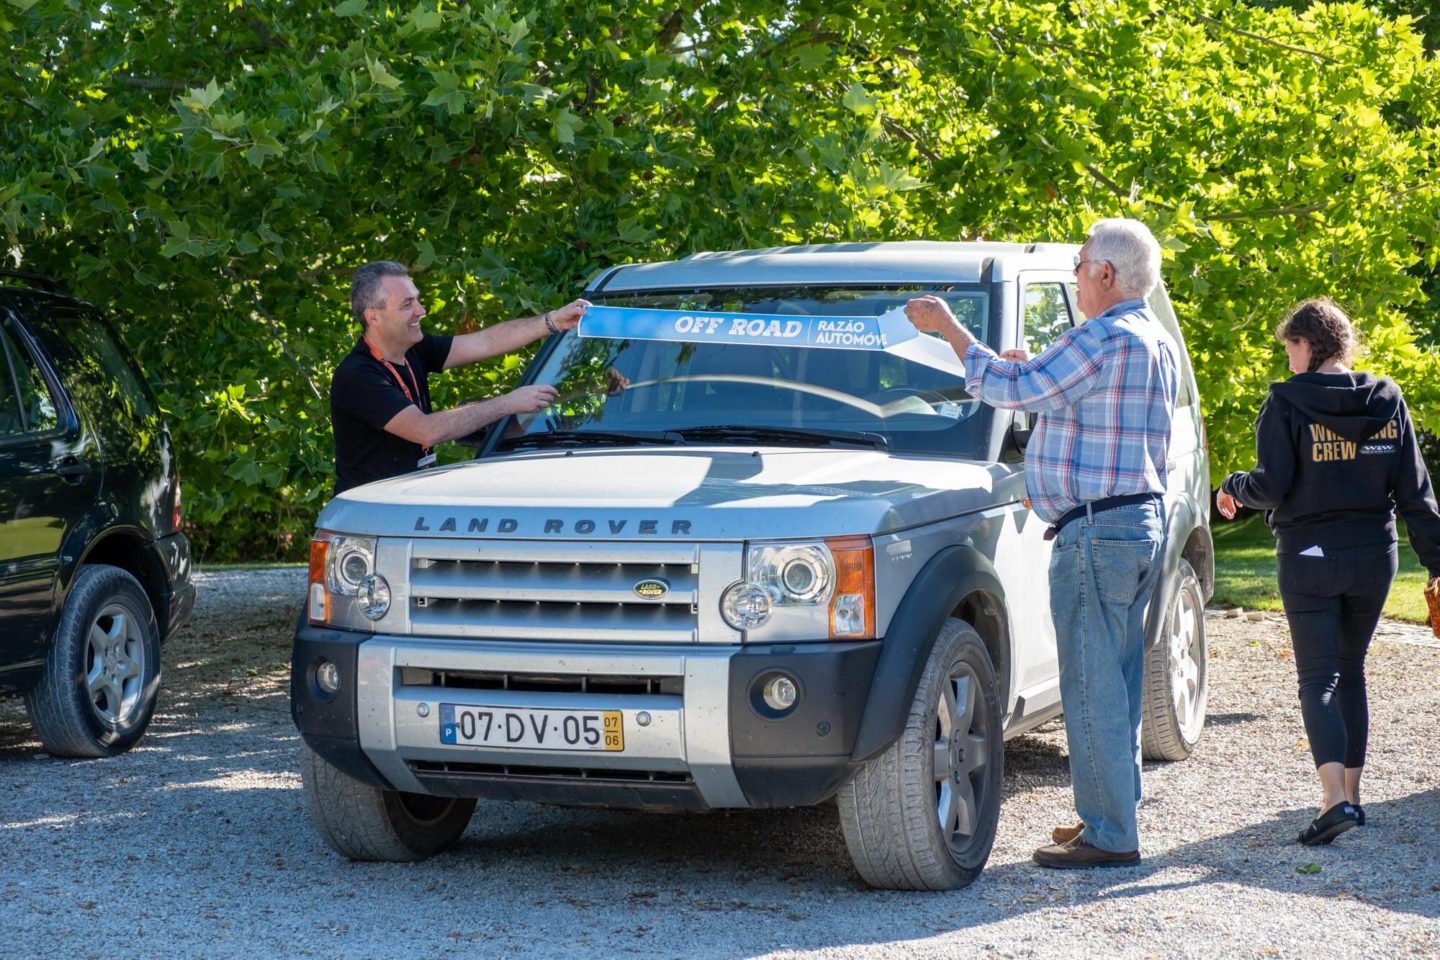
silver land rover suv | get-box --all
[292,241,1212,890]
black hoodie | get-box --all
[1222,371,1440,578]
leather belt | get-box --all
[1043,493,1162,541]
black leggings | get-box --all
[1276,542,1398,769]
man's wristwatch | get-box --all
[543,311,558,335]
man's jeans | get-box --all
[1048,500,1164,854]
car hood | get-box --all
[318,446,1024,540]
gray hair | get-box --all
[1085,218,1162,299]
[350,260,410,326]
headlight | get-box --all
[721,581,773,630]
[309,531,387,628]
[748,543,833,605]
[358,573,391,620]
[329,535,377,596]
[723,538,875,640]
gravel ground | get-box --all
[2,568,1438,960]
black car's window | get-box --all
[0,319,59,437]
[24,303,158,437]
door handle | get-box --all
[54,456,93,481]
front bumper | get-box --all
[291,623,880,809]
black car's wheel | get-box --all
[301,745,477,861]
[1142,558,1208,761]
[23,564,162,758]
[837,618,1004,890]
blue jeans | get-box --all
[1048,500,1164,853]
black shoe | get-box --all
[1297,802,1359,846]
[1354,804,1365,827]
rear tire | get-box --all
[24,564,161,758]
[837,619,1004,890]
[1142,558,1208,760]
[300,744,476,861]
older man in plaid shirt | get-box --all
[906,218,1179,869]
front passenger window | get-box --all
[0,321,59,437]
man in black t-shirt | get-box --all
[330,260,588,494]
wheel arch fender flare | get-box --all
[851,544,1009,763]
[1145,498,1212,647]
[63,522,168,632]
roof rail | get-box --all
[0,269,65,294]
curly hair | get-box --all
[1275,298,1357,372]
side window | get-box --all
[1022,282,1074,354]
[25,304,158,434]
[0,320,59,438]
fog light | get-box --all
[721,581,772,630]
[358,573,391,620]
[316,659,341,695]
[762,674,798,712]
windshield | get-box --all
[496,286,992,458]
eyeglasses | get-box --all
[1072,256,1110,276]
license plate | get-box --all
[438,704,624,752]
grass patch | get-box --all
[1210,514,1432,623]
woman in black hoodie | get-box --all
[1217,298,1440,846]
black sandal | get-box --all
[1297,802,1359,846]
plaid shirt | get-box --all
[962,298,1180,522]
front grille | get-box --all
[405,540,714,642]
[398,667,683,697]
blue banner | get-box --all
[578,304,919,352]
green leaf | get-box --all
[552,107,580,145]
[333,0,366,16]
[181,78,225,113]
[406,3,442,33]
[1296,863,1322,875]
[843,82,877,115]
[366,58,402,90]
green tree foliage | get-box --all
[3,0,1438,558]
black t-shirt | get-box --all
[331,334,453,494]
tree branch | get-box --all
[1193,14,1335,64]
[120,75,193,91]
[657,2,705,52]
[1206,203,1326,222]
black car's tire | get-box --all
[1142,558,1208,761]
[301,744,477,861]
[23,564,162,758]
[837,618,1004,890]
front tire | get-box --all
[837,619,1004,890]
[301,744,477,861]
[1142,558,1208,760]
[24,564,162,758]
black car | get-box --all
[1,271,194,756]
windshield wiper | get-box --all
[502,428,684,450]
[674,425,889,451]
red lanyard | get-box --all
[365,339,422,407]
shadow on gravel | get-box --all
[973,787,1440,922]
